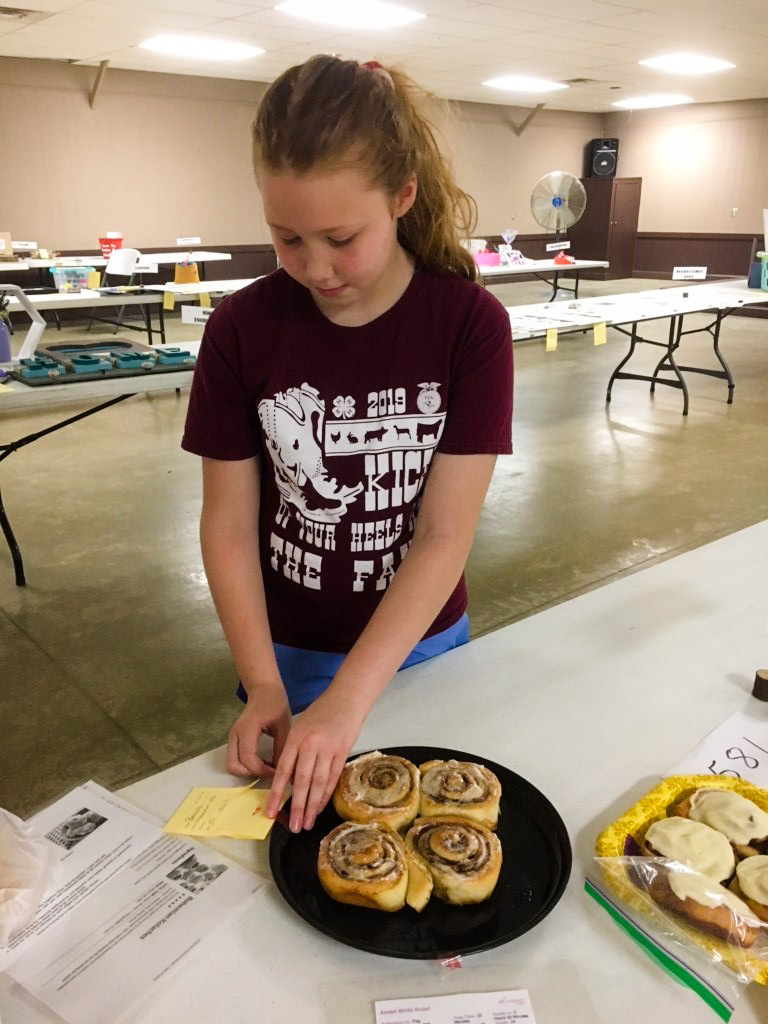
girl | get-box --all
[182,55,513,833]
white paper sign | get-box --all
[134,261,158,274]
[672,266,707,280]
[375,989,536,1024]
[545,240,571,251]
[176,236,201,246]
[12,241,37,251]
[664,711,768,784]
[4,783,263,1024]
[181,305,213,325]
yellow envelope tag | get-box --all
[87,270,101,289]
[163,289,176,310]
[593,321,607,346]
[163,784,289,840]
[545,327,558,352]
[198,292,211,307]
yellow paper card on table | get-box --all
[198,292,210,307]
[163,784,288,840]
[162,289,176,311]
[593,321,607,346]
[545,327,558,352]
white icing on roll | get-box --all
[688,789,768,845]
[645,817,735,882]
[324,822,404,882]
[668,870,762,926]
[421,761,496,804]
[736,855,768,906]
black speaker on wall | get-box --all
[587,138,619,178]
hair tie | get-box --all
[360,60,394,86]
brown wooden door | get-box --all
[607,178,641,278]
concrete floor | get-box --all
[2,277,767,819]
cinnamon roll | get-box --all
[404,816,502,905]
[674,789,768,858]
[317,821,408,912]
[649,864,761,947]
[419,759,501,830]
[333,751,420,831]
[642,817,735,883]
[731,856,768,923]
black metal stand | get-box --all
[86,300,166,345]
[606,308,734,416]
[0,394,133,585]
[533,269,582,301]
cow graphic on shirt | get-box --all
[258,384,363,524]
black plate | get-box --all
[268,745,572,959]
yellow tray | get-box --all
[595,774,768,985]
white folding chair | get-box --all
[87,248,141,334]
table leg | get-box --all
[711,312,734,404]
[0,481,25,586]
[650,316,689,415]
[0,394,133,586]
[606,321,639,404]
[142,303,153,346]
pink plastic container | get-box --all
[474,252,500,267]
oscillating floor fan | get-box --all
[530,171,587,244]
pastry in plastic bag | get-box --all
[0,808,57,945]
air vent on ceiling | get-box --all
[0,6,52,23]
[562,78,598,86]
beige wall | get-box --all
[604,100,768,235]
[449,101,602,236]
[0,58,268,251]
[1,56,765,252]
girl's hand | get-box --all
[226,683,292,778]
[265,689,366,832]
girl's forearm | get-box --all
[200,515,283,695]
[326,529,471,713]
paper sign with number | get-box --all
[664,711,768,784]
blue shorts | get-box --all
[236,613,470,714]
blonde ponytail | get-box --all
[252,55,477,280]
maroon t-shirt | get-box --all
[182,268,513,652]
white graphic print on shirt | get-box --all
[259,382,445,593]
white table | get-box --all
[24,250,232,271]
[507,280,768,415]
[477,258,609,300]
[0,343,200,585]
[4,289,167,355]
[6,520,767,1022]
[0,261,31,273]
[143,277,258,307]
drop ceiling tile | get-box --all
[487,0,642,20]
[126,0,257,15]
[4,0,80,11]
[72,2,221,30]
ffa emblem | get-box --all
[416,382,441,414]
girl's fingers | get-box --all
[266,746,299,820]
[301,759,333,831]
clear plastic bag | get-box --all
[0,807,57,945]
[587,855,768,1020]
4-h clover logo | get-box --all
[332,395,356,419]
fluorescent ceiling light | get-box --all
[139,35,264,61]
[612,94,693,110]
[274,1,425,29]
[482,75,567,93]
[639,53,735,74]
